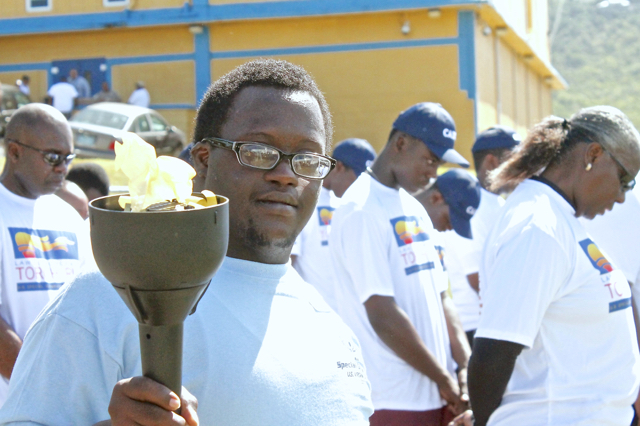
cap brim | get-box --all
[450,209,473,239]
[441,149,470,168]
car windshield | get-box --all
[1,89,30,110]
[71,109,129,130]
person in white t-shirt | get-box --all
[128,81,150,108]
[444,126,521,345]
[0,59,374,426]
[291,138,376,310]
[331,102,472,426]
[449,106,640,426]
[47,77,78,119]
[0,103,90,408]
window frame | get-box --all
[26,0,52,12]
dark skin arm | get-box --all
[466,273,479,293]
[467,337,524,426]
[364,295,466,414]
[441,292,471,396]
[0,315,22,380]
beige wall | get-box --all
[1,0,185,18]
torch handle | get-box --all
[138,323,183,412]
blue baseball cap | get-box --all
[436,169,481,239]
[472,125,522,153]
[393,102,470,168]
[332,138,377,176]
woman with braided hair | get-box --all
[450,106,640,426]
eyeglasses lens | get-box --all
[293,154,331,179]
[238,144,280,169]
[43,153,75,167]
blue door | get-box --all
[50,58,108,97]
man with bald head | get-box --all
[0,103,90,407]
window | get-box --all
[104,0,129,7]
[26,0,51,12]
[134,116,151,133]
[149,114,168,132]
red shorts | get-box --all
[369,406,454,426]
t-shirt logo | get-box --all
[390,216,429,247]
[10,228,79,260]
[317,206,335,226]
[578,238,613,275]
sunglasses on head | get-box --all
[7,138,76,167]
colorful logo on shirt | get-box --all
[317,206,335,226]
[390,216,429,247]
[578,238,613,275]
[10,228,79,260]
[434,244,446,271]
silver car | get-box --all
[69,102,187,158]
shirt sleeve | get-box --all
[338,211,395,304]
[475,227,571,348]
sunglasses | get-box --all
[601,144,636,192]
[7,138,76,167]
[201,137,336,180]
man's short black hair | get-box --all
[66,162,110,197]
[194,59,333,149]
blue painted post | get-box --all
[457,10,477,136]
[193,25,211,109]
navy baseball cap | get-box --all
[393,102,470,168]
[332,138,377,176]
[472,126,522,153]
[436,169,481,239]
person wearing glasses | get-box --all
[0,103,89,408]
[0,59,373,425]
[329,102,472,426]
[448,106,640,426]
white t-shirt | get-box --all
[330,173,451,411]
[292,187,341,310]
[0,257,374,425]
[47,82,78,114]
[580,185,640,287]
[476,179,640,426]
[0,183,90,406]
[128,88,150,108]
[445,188,505,332]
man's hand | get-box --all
[105,376,199,426]
[448,409,474,426]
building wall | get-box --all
[208,9,476,158]
[475,11,553,141]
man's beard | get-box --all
[244,217,297,251]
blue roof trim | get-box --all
[0,62,50,72]
[107,53,193,66]
[210,37,459,59]
[0,1,485,36]
[150,103,195,110]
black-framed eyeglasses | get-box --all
[601,144,636,192]
[7,138,76,167]
[201,137,336,180]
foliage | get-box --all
[550,0,640,127]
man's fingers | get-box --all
[117,376,181,411]
[180,386,199,426]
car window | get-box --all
[134,116,150,132]
[149,114,168,132]
[13,91,30,108]
[71,109,128,130]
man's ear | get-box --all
[190,142,210,176]
[392,132,409,153]
[429,189,446,206]
[6,141,20,165]
[482,153,501,173]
